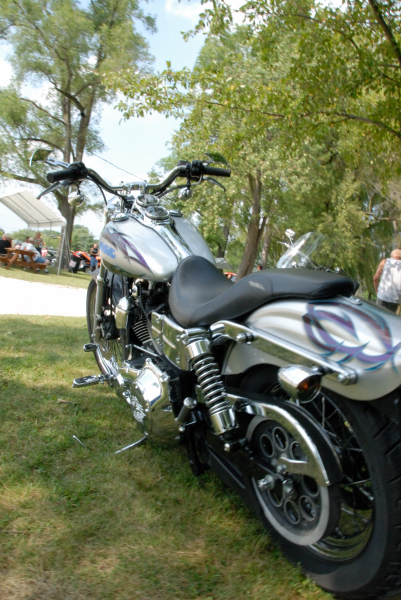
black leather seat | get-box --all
[169,256,358,328]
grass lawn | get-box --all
[0,265,91,289]
[0,315,332,600]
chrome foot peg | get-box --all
[83,343,98,352]
[72,374,113,388]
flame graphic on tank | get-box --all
[303,301,401,371]
[102,228,151,272]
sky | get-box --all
[0,0,208,238]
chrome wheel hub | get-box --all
[247,403,342,546]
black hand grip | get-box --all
[46,161,88,183]
[203,165,231,178]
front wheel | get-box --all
[86,277,127,375]
[241,370,401,599]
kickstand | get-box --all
[115,436,148,454]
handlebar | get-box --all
[44,158,230,197]
[203,166,231,177]
[46,161,88,183]
[203,165,231,177]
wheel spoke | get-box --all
[264,390,375,559]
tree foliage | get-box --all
[0,0,154,264]
[7,226,64,247]
[71,224,96,251]
[107,0,401,291]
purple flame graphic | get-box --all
[303,301,401,371]
[103,227,151,272]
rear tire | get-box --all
[241,368,401,599]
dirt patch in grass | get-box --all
[0,315,333,600]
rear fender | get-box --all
[220,296,401,401]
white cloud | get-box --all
[164,0,246,26]
[165,0,206,22]
[0,58,13,87]
[27,80,53,103]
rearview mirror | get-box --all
[285,229,296,243]
[29,148,53,166]
[204,152,230,167]
[178,187,193,200]
[68,193,85,208]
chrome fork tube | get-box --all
[94,263,107,344]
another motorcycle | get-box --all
[33,150,401,600]
[69,250,100,273]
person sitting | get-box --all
[0,233,12,255]
[23,237,50,272]
[20,236,30,251]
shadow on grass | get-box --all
[0,316,331,600]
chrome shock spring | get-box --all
[186,338,237,436]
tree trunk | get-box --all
[56,192,75,269]
[216,220,230,258]
[236,170,266,280]
[260,221,273,268]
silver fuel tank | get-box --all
[99,200,214,281]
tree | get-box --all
[71,224,96,252]
[0,0,154,265]
[108,1,401,286]
[117,28,374,280]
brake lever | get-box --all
[204,177,226,192]
[36,180,70,199]
[45,157,69,169]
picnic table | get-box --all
[0,248,47,271]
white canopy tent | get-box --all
[0,188,67,274]
[0,188,66,228]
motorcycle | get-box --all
[31,149,401,600]
[69,250,100,273]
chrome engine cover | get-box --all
[117,359,177,443]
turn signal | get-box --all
[278,365,321,402]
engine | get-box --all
[117,358,178,443]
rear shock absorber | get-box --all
[186,338,237,436]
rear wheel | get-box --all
[86,277,127,376]
[241,367,401,599]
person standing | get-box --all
[373,249,401,313]
[34,231,44,254]
[89,243,99,272]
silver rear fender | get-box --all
[220,296,401,401]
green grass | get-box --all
[0,266,91,288]
[0,315,333,600]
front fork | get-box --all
[93,262,107,345]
